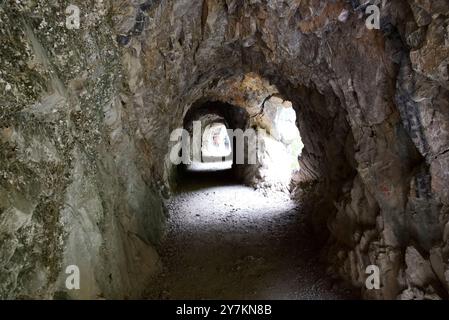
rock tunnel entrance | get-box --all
[174,98,304,189]
[2,0,449,301]
[146,170,358,299]
[146,95,359,299]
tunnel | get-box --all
[149,96,355,299]
[1,0,449,301]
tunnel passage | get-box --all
[181,100,248,178]
[174,98,304,191]
[150,96,357,299]
[201,123,232,161]
[145,89,361,299]
[2,0,449,300]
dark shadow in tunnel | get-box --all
[175,167,238,192]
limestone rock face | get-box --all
[1,0,449,299]
[0,1,165,299]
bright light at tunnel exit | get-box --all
[202,123,232,158]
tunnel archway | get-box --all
[154,89,358,299]
[175,100,250,182]
[4,0,449,300]
[164,72,357,252]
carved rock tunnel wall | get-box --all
[0,0,448,299]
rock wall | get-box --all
[0,1,165,299]
[1,0,448,299]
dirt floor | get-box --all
[146,167,359,300]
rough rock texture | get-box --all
[1,0,449,299]
[0,1,165,299]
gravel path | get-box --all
[146,169,358,299]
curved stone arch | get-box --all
[171,72,306,190]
